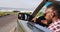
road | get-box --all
[0,14,17,32]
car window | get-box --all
[35,2,52,18]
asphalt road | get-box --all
[0,14,17,32]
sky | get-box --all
[0,0,60,12]
[0,0,43,12]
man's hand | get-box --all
[41,20,48,25]
[32,17,37,22]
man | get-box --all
[47,3,60,32]
[32,2,60,32]
[32,3,55,27]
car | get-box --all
[17,0,60,32]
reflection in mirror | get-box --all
[18,13,33,21]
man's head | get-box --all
[45,3,60,19]
[50,3,60,19]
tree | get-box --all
[13,10,20,13]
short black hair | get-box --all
[47,3,60,19]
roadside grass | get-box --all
[0,12,18,17]
[0,12,13,16]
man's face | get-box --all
[45,7,54,19]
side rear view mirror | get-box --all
[18,13,33,21]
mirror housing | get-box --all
[18,13,33,21]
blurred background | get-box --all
[0,0,42,32]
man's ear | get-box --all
[53,11,57,17]
[54,11,57,16]
[54,11,55,13]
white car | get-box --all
[17,0,59,32]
